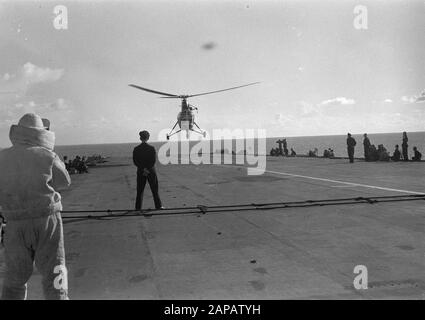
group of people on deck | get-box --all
[63,155,89,174]
[347,132,422,163]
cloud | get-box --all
[294,100,320,117]
[319,97,355,106]
[47,98,69,111]
[0,62,64,96]
[0,98,71,125]
[383,99,393,103]
[20,62,64,85]
[274,113,295,126]
[3,73,12,81]
[401,95,416,104]
[401,90,425,104]
[289,98,355,119]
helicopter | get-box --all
[129,82,260,140]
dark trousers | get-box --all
[402,146,408,161]
[347,147,355,163]
[364,148,369,161]
[135,168,162,210]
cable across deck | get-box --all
[60,194,425,220]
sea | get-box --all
[50,131,425,161]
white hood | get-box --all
[9,124,55,151]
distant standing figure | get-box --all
[133,130,163,211]
[363,133,371,161]
[276,139,285,156]
[392,145,401,161]
[346,133,356,163]
[412,146,422,161]
[402,132,408,161]
[283,139,289,156]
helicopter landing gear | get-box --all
[193,122,207,138]
[166,121,180,140]
[166,129,181,140]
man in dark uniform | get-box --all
[346,133,356,163]
[133,130,163,211]
[363,133,371,161]
[402,131,409,161]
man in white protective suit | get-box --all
[0,113,70,300]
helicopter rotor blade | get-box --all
[128,84,179,97]
[186,82,260,98]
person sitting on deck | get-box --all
[323,149,330,158]
[391,145,401,161]
[412,147,422,161]
[368,144,379,161]
[67,160,75,174]
[377,144,390,162]
[77,160,88,174]
[323,148,334,158]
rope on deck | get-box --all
[60,194,425,221]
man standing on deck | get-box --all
[363,133,371,161]
[346,133,357,163]
[133,130,163,211]
[0,113,70,300]
[402,131,409,161]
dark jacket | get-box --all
[133,142,157,171]
[347,137,356,148]
[402,137,408,148]
[363,137,371,148]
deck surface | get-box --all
[1,156,424,299]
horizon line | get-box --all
[1,130,424,149]
[53,130,425,148]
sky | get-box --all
[0,0,424,147]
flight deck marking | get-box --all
[166,159,424,195]
[234,166,425,195]
[331,185,358,188]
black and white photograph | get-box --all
[0,0,424,305]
